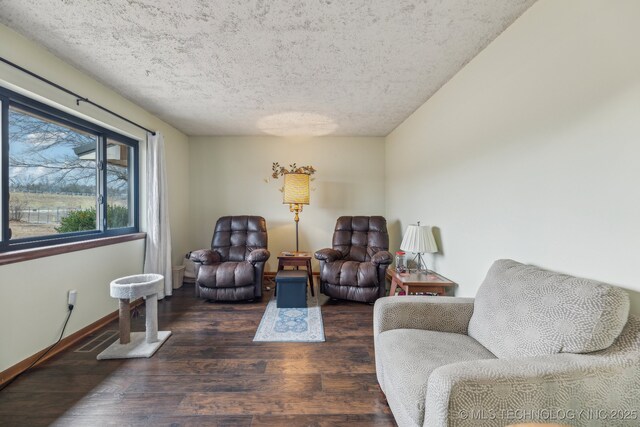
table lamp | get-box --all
[283,172,310,251]
[400,222,438,273]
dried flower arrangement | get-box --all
[271,162,316,178]
[266,162,317,192]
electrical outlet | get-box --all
[68,290,77,306]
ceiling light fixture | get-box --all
[257,111,337,137]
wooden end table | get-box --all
[277,251,314,296]
[386,268,456,296]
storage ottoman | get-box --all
[276,270,308,308]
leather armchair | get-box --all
[190,216,270,301]
[315,216,392,303]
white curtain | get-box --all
[143,131,173,299]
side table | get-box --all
[387,268,456,296]
[277,251,314,296]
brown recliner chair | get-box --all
[190,216,270,301]
[315,216,392,303]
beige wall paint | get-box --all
[0,24,189,371]
[0,240,145,371]
[386,0,640,314]
[189,136,385,272]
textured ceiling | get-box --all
[0,0,536,136]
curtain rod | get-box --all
[0,56,156,136]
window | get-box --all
[1,86,139,251]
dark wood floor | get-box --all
[0,282,396,426]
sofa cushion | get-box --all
[468,259,630,359]
[332,216,389,262]
[321,260,378,287]
[377,329,496,426]
[211,215,268,262]
[197,261,254,288]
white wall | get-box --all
[0,24,190,371]
[386,0,640,314]
[189,136,385,271]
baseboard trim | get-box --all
[0,298,143,387]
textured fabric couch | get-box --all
[315,216,392,303]
[374,259,640,427]
[190,216,270,301]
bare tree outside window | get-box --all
[8,106,130,239]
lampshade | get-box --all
[283,173,310,205]
[400,224,438,254]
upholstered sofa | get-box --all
[374,259,640,427]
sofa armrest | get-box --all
[314,248,342,263]
[189,249,221,265]
[374,296,475,336]
[425,350,640,427]
[247,248,270,264]
[371,250,392,266]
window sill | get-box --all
[0,233,146,266]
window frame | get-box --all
[0,85,139,252]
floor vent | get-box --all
[74,330,119,353]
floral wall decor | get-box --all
[267,162,316,193]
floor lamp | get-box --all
[283,173,310,252]
[400,222,438,273]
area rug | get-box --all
[253,294,325,342]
